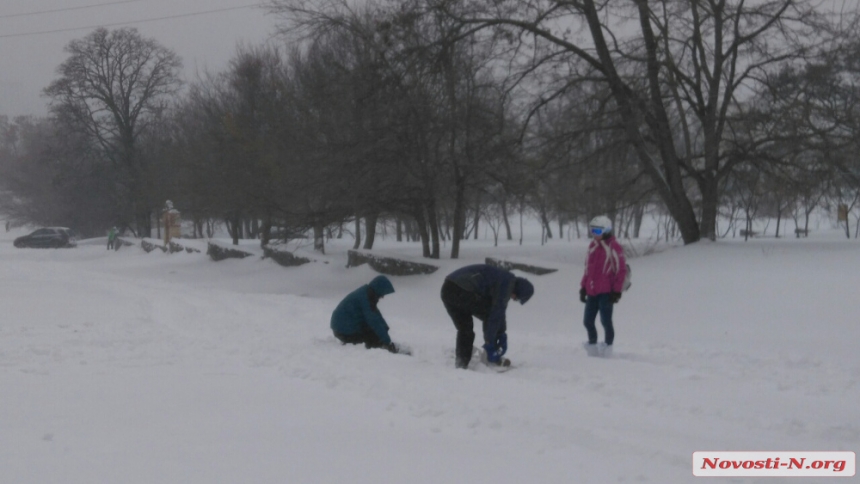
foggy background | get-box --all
[0,0,276,117]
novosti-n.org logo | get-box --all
[693,452,855,477]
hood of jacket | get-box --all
[368,275,395,297]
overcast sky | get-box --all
[2,1,855,119]
[0,0,281,117]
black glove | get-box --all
[609,292,621,304]
[579,288,587,303]
[385,342,398,354]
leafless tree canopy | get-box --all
[43,27,182,236]
[2,2,860,245]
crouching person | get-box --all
[331,275,407,354]
[441,264,534,369]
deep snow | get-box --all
[1,224,857,483]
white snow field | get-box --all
[1,225,857,484]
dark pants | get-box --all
[333,325,385,350]
[441,280,493,367]
[583,293,614,345]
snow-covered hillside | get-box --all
[1,226,857,483]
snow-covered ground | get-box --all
[1,224,857,483]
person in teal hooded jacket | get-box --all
[330,275,403,353]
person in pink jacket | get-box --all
[580,215,627,357]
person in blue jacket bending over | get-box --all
[331,275,405,354]
[441,264,534,368]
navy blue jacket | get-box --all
[330,276,395,344]
[445,264,517,344]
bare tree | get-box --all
[425,0,844,244]
[267,0,521,258]
[44,28,182,236]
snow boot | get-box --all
[583,342,599,357]
[598,342,613,358]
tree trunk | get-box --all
[313,222,325,254]
[353,216,361,250]
[260,215,272,247]
[234,217,241,242]
[243,219,252,239]
[363,212,379,249]
[443,209,452,241]
[427,198,441,259]
[414,205,431,258]
[634,204,645,238]
[518,200,524,246]
[540,207,553,239]
[253,219,260,239]
[231,214,240,245]
[138,210,152,238]
[396,217,403,242]
[775,208,782,239]
[501,199,513,240]
[472,195,481,240]
[451,176,467,259]
[698,176,720,241]
[570,0,700,244]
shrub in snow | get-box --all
[141,240,167,253]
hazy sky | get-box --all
[0,0,281,117]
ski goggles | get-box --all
[589,226,606,236]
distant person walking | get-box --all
[107,226,118,250]
[580,215,627,357]
[330,275,408,354]
[440,264,534,369]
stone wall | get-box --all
[207,243,253,261]
[485,257,558,275]
[169,241,201,254]
[263,246,312,267]
[347,250,438,276]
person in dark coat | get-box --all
[331,275,402,353]
[440,264,534,368]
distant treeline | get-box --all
[2,1,860,254]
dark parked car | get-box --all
[13,227,78,248]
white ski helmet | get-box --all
[589,215,612,235]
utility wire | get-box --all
[0,0,144,19]
[0,3,262,39]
